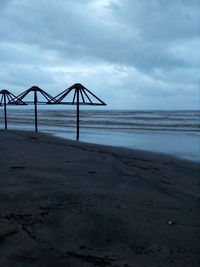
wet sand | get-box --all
[0,130,199,266]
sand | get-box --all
[0,130,199,267]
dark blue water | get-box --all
[1,108,199,161]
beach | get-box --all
[0,130,199,266]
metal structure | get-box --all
[11,86,56,132]
[48,83,106,140]
[0,89,26,129]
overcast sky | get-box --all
[0,0,199,109]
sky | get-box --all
[0,0,199,109]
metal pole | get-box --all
[3,93,7,130]
[76,89,79,141]
[34,90,38,132]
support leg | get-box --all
[34,91,38,132]
[76,89,79,141]
[4,94,7,130]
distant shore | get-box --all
[0,130,199,266]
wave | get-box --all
[1,109,200,132]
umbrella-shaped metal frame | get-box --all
[48,83,106,140]
[10,86,56,132]
[0,89,26,130]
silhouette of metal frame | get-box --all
[48,83,106,140]
[0,89,26,130]
[11,86,56,132]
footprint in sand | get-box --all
[11,166,25,170]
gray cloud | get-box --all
[0,0,199,109]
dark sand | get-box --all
[0,130,199,267]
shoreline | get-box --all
[1,108,199,162]
[49,130,200,164]
[0,129,199,266]
[2,126,200,163]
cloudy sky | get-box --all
[0,0,199,109]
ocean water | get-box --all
[0,107,200,162]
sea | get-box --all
[1,107,200,162]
